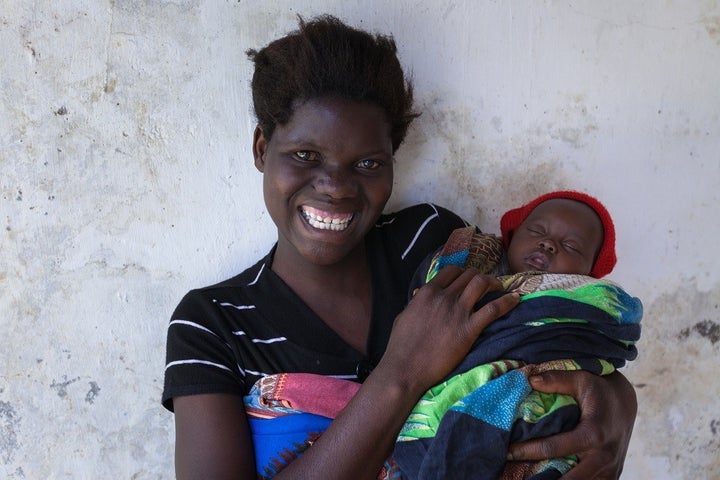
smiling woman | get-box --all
[162,15,638,480]
[253,97,394,271]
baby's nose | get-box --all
[538,239,557,253]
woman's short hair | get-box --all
[247,15,418,152]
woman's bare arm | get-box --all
[174,394,257,480]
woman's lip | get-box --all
[300,206,354,231]
[301,206,354,222]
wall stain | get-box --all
[50,375,81,398]
[678,319,720,344]
[24,39,36,59]
[624,282,720,477]
[8,466,24,478]
[703,16,720,45]
[104,78,117,94]
[546,94,599,149]
[0,401,20,464]
[85,382,101,404]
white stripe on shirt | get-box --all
[401,203,439,260]
[248,263,265,286]
[169,319,220,337]
[213,299,256,310]
[165,359,233,372]
[244,368,269,377]
[170,320,235,352]
[376,217,397,227]
[233,330,287,344]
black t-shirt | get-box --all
[162,204,466,411]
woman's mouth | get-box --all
[301,206,354,231]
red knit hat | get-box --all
[500,190,617,278]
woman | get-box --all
[163,15,636,479]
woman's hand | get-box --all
[380,265,520,395]
[507,370,638,480]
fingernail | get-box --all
[529,375,543,385]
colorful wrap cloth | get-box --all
[243,227,642,479]
[392,226,643,479]
[244,373,403,479]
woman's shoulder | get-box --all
[174,250,274,312]
[371,203,468,266]
[377,203,468,233]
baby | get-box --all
[417,190,617,287]
[396,191,641,480]
[502,190,615,277]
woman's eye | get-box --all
[294,151,317,162]
[357,159,381,170]
[295,150,312,162]
[293,150,320,163]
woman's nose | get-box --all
[314,165,357,198]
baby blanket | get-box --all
[392,226,642,479]
[394,272,642,479]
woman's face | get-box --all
[253,96,394,268]
[506,199,603,275]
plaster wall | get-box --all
[1,1,719,478]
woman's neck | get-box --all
[271,243,373,353]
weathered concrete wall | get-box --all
[1,1,718,478]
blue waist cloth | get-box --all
[247,413,332,480]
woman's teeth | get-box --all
[302,210,352,231]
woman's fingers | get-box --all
[508,430,578,463]
[508,430,618,480]
[468,287,519,335]
[508,370,636,480]
[441,267,519,331]
[562,455,619,480]
[428,266,504,305]
[383,266,519,392]
[422,265,519,336]
[508,371,594,459]
[456,269,502,309]
[425,264,472,289]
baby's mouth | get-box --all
[301,206,354,231]
[525,251,549,271]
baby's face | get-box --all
[506,199,603,275]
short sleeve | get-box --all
[162,290,245,411]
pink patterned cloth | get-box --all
[253,373,361,418]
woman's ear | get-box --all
[252,126,267,173]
